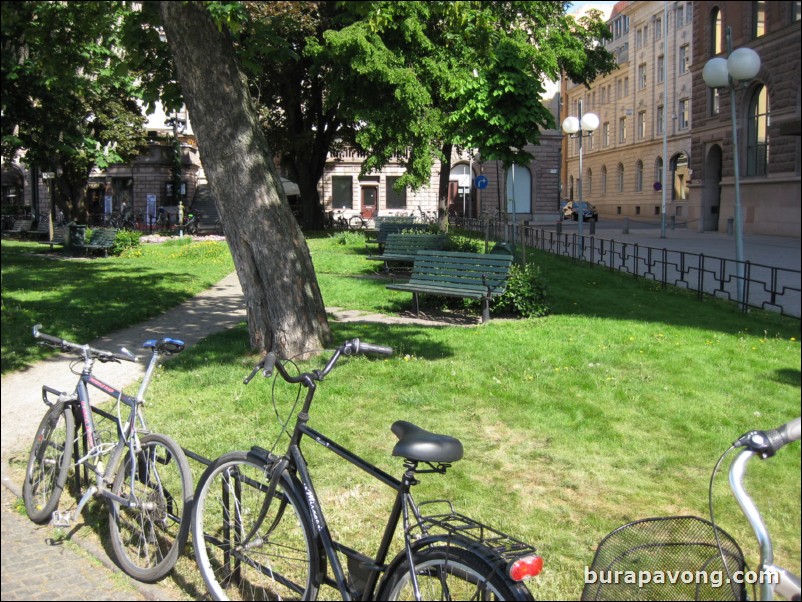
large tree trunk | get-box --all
[160,1,331,357]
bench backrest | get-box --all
[377,221,431,244]
[9,218,33,233]
[383,233,447,254]
[409,251,513,296]
[88,228,118,247]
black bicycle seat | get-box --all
[391,420,464,463]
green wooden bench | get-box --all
[369,221,432,251]
[74,228,118,257]
[387,250,513,323]
[38,225,68,251]
[367,233,448,270]
[2,218,33,238]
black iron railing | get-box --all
[453,217,801,320]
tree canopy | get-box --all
[1,1,147,219]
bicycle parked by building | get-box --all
[191,339,542,601]
[583,417,801,601]
[23,325,193,582]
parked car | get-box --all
[562,201,598,222]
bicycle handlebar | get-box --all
[243,339,393,385]
[734,416,801,458]
[32,323,138,363]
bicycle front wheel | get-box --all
[23,402,75,523]
[349,215,364,230]
[193,451,321,601]
[108,433,192,582]
[378,545,533,601]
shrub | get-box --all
[331,230,366,246]
[111,229,142,256]
[492,262,550,318]
[446,234,484,253]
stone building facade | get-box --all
[562,1,695,225]
[689,1,801,237]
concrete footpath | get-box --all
[1,228,799,600]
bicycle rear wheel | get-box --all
[23,402,75,523]
[378,545,533,601]
[192,451,321,601]
[108,433,192,582]
[349,215,365,230]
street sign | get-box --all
[474,175,489,189]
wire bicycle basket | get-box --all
[581,516,747,601]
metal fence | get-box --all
[452,217,801,320]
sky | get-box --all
[567,1,619,19]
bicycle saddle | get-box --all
[391,420,464,463]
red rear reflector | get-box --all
[509,555,543,581]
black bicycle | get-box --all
[191,339,541,600]
[23,325,192,582]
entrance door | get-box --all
[361,187,377,218]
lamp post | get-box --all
[703,27,761,307]
[562,103,599,260]
[165,113,187,236]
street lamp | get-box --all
[562,104,599,260]
[703,27,761,307]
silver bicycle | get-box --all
[23,325,192,582]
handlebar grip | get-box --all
[766,417,801,454]
[32,324,63,347]
[262,352,277,376]
[354,340,393,356]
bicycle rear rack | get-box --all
[413,501,537,562]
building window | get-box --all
[711,8,724,55]
[636,28,643,49]
[710,88,720,116]
[636,206,641,215]
[386,176,406,209]
[638,111,647,139]
[655,206,661,216]
[794,1,801,22]
[619,117,627,143]
[638,63,647,89]
[679,44,689,74]
[753,1,765,37]
[655,16,663,40]
[603,122,610,147]
[657,55,665,83]
[624,76,629,96]
[587,168,593,196]
[331,176,353,209]
[676,4,684,28]
[657,105,664,134]
[686,2,693,25]
[655,157,663,186]
[678,98,689,129]
[747,85,769,176]
[636,160,644,192]
[601,165,607,194]
[617,163,625,193]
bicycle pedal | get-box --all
[51,510,72,528]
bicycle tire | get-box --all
[378,544,533,601]
[349,215,365,230]
[108,433,192,582]
[23,402,75,524]
[192,451,321,601]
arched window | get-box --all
[506,164,531,214]
[655,157,663,187]
[601,166,607,195]
[636,160,644,192]
[711,8,724,55]
[586,168,593,196]
[618,163,625,193]
[747,85,769,176]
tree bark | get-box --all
[159,1,331,357]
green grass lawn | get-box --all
[2,232,799,600]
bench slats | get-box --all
[74,228,118,257]
[367,233,447,267]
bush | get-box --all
[111,229,142,256]
[446,234,484,253]
[331,230,366,246]
[492,262,550,318]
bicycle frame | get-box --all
[46,343,165,523]
[222,344,539,601]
